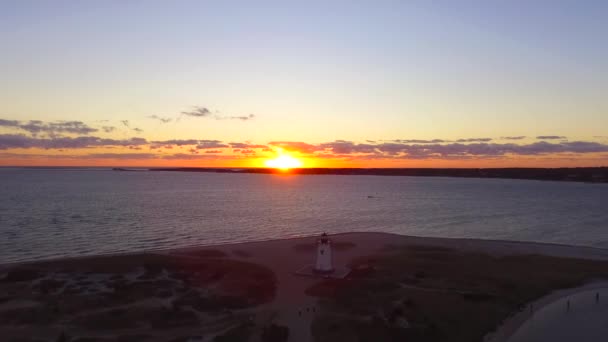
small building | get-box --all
[295,232,350,279]
[314,233,334,273]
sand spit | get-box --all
[2,232,608,342]
[485,280,608,342]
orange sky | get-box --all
[1,145,607,168]
[2,158,606,169]
[2,2,608,168]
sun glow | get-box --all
[264,153,303,170]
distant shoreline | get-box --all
[3,166,607,184]
[147,166,608,183]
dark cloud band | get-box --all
[0,119,98,135]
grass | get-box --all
[311,246,608,342]
[0,252,277,341]
[213,322,255,342]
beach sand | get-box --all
[2,232,608,341]
[485,281,608,342]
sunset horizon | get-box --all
[3,2,608,341]
[2,122,608,168]
[2,1,607,169]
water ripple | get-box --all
[1,169,608,263]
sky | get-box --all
[1,0,607,167]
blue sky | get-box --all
[1,1,607,166]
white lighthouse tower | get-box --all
[314,233,334,273]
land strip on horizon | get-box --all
[145,167,608,183]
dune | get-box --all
[2,232,608,341]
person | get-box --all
[596,292,600,303]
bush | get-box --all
[214,323,254,342]
[261,324,289,342]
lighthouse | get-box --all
[314,233,334,273]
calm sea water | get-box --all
[1,168,607,263]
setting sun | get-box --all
[264,154,303,170]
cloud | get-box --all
[163,153,203,160]
[319,140,377,154]
[369,141,608,159]
[161,153,235,160]
[196,140,229,149]
[0,151,246,161]
[268,141,321,153]
[555,141,608,153]
[280,140,608,160]
[149,144,172,150]
[0,134,147,150]
[0,134,36,149]
[147,115,172,123]
[391,138,491,144]
[456,138,493,143]
[227,114,255,121]
[119,120,143,134]
[83,153,157,159]
[229,142,267,149]
[1,125,607,163]
[394,139,447,144]
[0,119,20,127]
[53,152,155,159]
[1,141,607,164]
[537,135,566,140]
[179,106,256,121]
[50,121,98,135]
[151,139,199,146]
[148,139,234,150]
[181,106,212,117]
[0,119,98,135]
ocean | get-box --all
[1,168,607,263]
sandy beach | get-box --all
[485,281,608,342]
[3,232,608,342]
[167,233,608,342]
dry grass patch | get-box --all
[312,246,608,342]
